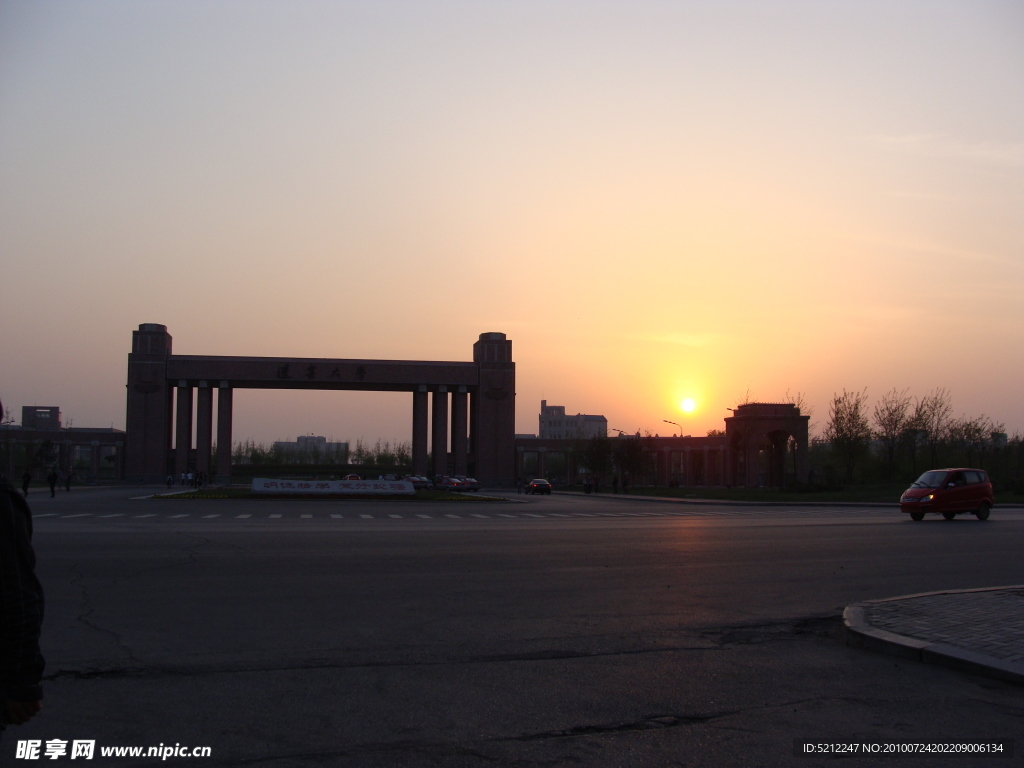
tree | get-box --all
[872,388,911,480]
[785,389,816,434]
[583,434,612,488]
[948,415,1001,468]
[614,435,647,485]
[823,389,872,483]
[917,388,953,467]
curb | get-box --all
[843,586,1024,685]
[555,491,1024,509]
[556,491,895,508]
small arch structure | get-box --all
[724,403,809,488]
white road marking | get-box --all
[34,513,58,518]
[269,514,282,519]
[128,495,153,500]
[203,514,220,518]
[445,514,461,518]
[330,514,343,518]
[63,513,92,517]
[417,514,432,519]
[522,513,542,518]
[360,514,373,519]
[236,514,251,519]
[98,514,124,518]
[388,514,402,519]
[497,513,516,518]
[471,514,489,518]
[301,514,313,519]
[169,514,189,518]
[133,514,157,518]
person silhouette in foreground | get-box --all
[0,474,45,736]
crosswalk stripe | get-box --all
[236,514,251,518]
[389,514,402,519]
[417,514,432,519]
[269,514,282,519]
[203,514,220,518]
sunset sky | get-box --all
[2,1,1022,446]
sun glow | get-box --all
[681,398,696,413]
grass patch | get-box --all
[152,488,504,502]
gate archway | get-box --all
[124,324,516,486]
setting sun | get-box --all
[681,398,696,413]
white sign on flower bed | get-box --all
[251,478,415,495]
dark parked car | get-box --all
[402,475,431,491]
[434,476,465,492]
[526,479,552,495]
[454,476,480,491]
[900,468,994,521]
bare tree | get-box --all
[918,388,953,466]
[785,389,817,435]
[873,388,911,480]
[948,415,1000,468]
[823,389,872,483]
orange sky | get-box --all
[1,1,1022,444]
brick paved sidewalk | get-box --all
[844,586,1024,684]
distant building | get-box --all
[1,405,123,481]
[21,406,61,430]
[538,400,607,440]
[272,435,349,462]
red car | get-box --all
[434,476,464,492]
[900,468,994,521]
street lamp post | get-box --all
[663,419,683,438]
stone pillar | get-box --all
[412,388,428,476]
[451,387,468,476]
[472,333,515,487]
[124,324,174,482]
[431,387,448,478]
[216,385,232,483]
[468,389,478,475]
[795,417,810,485]
[195,384,213,479]
[174,384,193,479]
[746,440,759,488]
[537,447,547,478]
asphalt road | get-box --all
[10,487,1024,767]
